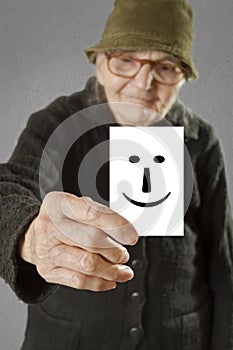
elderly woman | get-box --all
[0,0,232,349]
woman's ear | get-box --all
[95,53,105,86]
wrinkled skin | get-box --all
[20,192,138,291]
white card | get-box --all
[109,126,184,236]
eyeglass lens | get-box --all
[108,56,184,84]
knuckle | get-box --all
[49,244,63,258]
[84,204,97,222]
[80,253,99,273]
[33,220,58,259]
[34,238,50,259]
[110,247,126,263]
[43,275,53,283]
[81,197,101,222]
[109,265,119,281]
[36,263,51,280]
[71,274,86,290]
[34,244,45,259]
[34,215,51,235]
[84,226,103,247]
[94,279,110,291]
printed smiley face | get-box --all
[122,154,171,207]
[110,125,184,236]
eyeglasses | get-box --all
[105,52,188,85]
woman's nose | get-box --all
[132,64,153,90]
[142,167,151,193]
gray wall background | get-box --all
[0,0,232,349]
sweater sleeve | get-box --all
[197,125,233,350]
[0,95,80,304]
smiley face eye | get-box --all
[154,155,165,163]
[129,155,140,163]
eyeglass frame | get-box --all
[105,52,189,86]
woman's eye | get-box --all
[121,57,133,63]
[158,63,182,74]
[159,64,172,71]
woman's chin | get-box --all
[109,101,164,126]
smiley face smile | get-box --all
[123,191,171,207]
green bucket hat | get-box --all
[85,0,198,80]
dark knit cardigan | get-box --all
[0,77,232,350]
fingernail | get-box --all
[111,283,117,289]
[121,249,130,262]
[124,232,138,245]
[119,265,134,277]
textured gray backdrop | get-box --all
[0,0,232,348]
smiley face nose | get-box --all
[142,167,151,193]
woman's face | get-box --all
[96,51,185,125]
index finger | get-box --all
[58,193,138,245]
